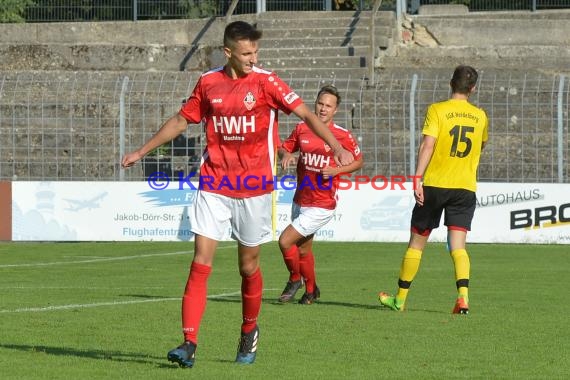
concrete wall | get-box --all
[0,11,393,73]
[3,9,569,72]
[0,17,253,45]
[415,14,570,47]
[383,9,570,72]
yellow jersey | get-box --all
[422,99,488,192]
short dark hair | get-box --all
[317,84,341,105]
[450,65,478,95]
[224,21,262,48]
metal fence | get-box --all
[22,1,364,22]
[410,0,570,13]
[1,71,568,183]
[17,1,570,23]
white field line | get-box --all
[1,243,280,314]
[0,286,173,290]
[0,291,240,314]
[0,286,236,290]
[0,288,282,314]
[0,245,237,268]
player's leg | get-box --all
[445,189,476,314]
[167,190,229,368]
[181,234,218,342]
[277,222,304,302]
[238,243,262,334]
[379,230,428,311]
[448,228,470,314]
[397,231,429,304]
[167,234,217,367]
[287,206,334,304]
[298,236,320,304]
[379,187,442,311]
[231,193,272,364]
[235,242,262,364]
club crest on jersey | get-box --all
[243,91,256,111]
[324,143,331,152]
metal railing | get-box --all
[408,0,570,13]
[1,71,568,183]
[12,0,570,23]
[21,1,336,22]
[368,0,383,86]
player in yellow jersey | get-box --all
[378,65,488,314]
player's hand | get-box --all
[333,147,354,166]
[281,152,296,170]
[414,184,425,206]
[121,151,143,168]
[321,166,337,180]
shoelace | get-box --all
[238,332,256,352]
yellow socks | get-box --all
[450,248,470,301]
[395,248,422,302]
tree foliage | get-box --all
[0,0,35,23]
[178,0,218,19]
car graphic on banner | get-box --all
[360,195,414,230]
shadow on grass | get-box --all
[207,295,447,313]
[118,294,174,299]
[207,296,381,310]
[0,343,173,367]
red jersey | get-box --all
[179,66,304,198]
[282,121,361,209]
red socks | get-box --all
[282,245,301,282]
[283,246,316,293]
[182,262,212,344]
[241,267,263,334]
[299,251,316,293]
[181,263,264,339]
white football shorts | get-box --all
[290,202,335,237]
[190,190,272,247]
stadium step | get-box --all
[261,45,371,59]
[260,35,391,49]
[260,25,393,40]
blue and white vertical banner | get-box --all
[10,181,570,243]
[12,182,198,241]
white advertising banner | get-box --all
[11,181,570,243]
[12,182,198,241]
[275,182,570,244]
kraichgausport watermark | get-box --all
[146,171,421,191]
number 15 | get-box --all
[449,125,474,158]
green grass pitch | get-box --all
[0,241,568,379]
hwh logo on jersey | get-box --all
[213,115,256,134]
[301,152,331,168]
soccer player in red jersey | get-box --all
[121,21,354,367]
[277,85,363,304]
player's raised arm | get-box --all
[121,113,188,168]
[291,104,354,166]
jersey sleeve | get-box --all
[422,104,440,138]
[179,76,208,124]
[340,131,362,160]
[482,110,489,143]
[264,74,304,115]
[281,123,302,153]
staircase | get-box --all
[256,11,395,80]
[252,10,397,159]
